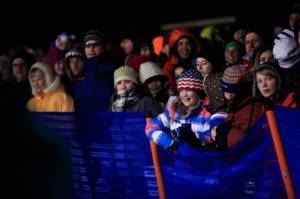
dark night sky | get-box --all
[0,0,297,54]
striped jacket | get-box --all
[145,98,227,149]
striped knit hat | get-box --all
[177,68,203,91]
[220,64,251,93]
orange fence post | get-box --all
[146,117,166,199]
[265,102,296,199]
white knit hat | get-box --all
[139,61,168,84]
[113,66,138,87]
[273,29,300,69]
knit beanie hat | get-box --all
[196,44,225,72]
[139,61,168,84]
[82,30,105,47]
[273,28,300,69]
[113,66,138,87]
[177,68,203,91]
[225,41,242,52]
[65,48,84,60]
[220,64,251,93]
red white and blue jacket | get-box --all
[145,98,227,149]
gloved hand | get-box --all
[178,123,203,148]
[214,121,232,151]
[166,138,179,153]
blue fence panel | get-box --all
[30,106,300,199]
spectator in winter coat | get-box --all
[111,65,162,116]
[251,44,274,67]
[139,61,169,107]
[163,28,200,93]
[26,62,74,112]
[10,50,36,110]
[242,30,264,69]
[53,58,73,97]
[273,28,300,86]
[224,41,244,67]
[253,61,299,108]
[195,48,226,115]
[118,28,149,72]
[73,29,116,112]
[216,64,264,150]
[47,32,71,67]
[146,68,227,152]
[64,47,85,82]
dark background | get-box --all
[0,0,297,53]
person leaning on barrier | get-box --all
[215,64,264,151]
[145,68,227,152]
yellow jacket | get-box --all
[27,84,74,112]
[26,62,74,112]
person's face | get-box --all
[120,38,134,55]
[163,43,169,56]
[245,32,262,54]
[195,57,213,77]
[31,71,46,94]
[179,89,199,108]
[177,37,192,60]
[256,72,277,99]
[259,50,273,65]
[0,61,9,80]
[54,60,65,75]
[57,39,68,51]
[224,92,236,101]
[289,13,300,29]
[12,58,28,82]
[140,46,151,57]
[146,79,161,91]
[84,40,104,58]
[69,57,84,76]
[233,29,246,43]
[225,47,240,64]
[116,80,136,93]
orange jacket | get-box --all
[163,28,200,91]
[276,92,298,108]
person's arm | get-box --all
[145,109,174,149]
[197,111,228,143]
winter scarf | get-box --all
[112,90,139,112]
